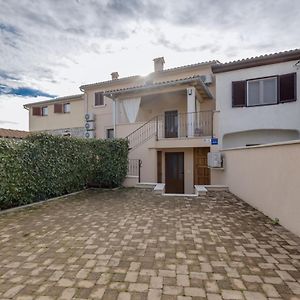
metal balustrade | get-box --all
[126,111,213,150]
[127,159,141,182]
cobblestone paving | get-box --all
[0,188,299,300]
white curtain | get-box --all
[123,98,141,123]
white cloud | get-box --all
[0,0,300,130]
[0,95,30,130]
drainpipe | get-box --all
[112,95,117,138]
[80,86,88,115]
[187,87,196,137]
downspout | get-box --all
[23,105,30,131]
[112,95,117,138]
[79,86,88,115]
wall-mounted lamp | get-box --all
[294,60,300,70]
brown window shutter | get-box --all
[95,92,104,106]
[54,103,63,113]
[279,72,297,103]
[32,107,41,116]
[232,81,246,107]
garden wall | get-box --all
[214,140,300,237]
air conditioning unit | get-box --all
[85,113,95,121]
[208,152,223,168]
[84,130,95,139]
[85,121,95,130]
[200,74,213,84]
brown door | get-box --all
[194,147,210,185]
[157,151,162,183]
[165,111,178,138]
[165,152,184,194]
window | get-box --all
[106,128,114,139]
[54,103,63,113]
[247,77,277,106]
[232,73,297,107]
[95,92,104,106]
[41,106,48,116]
[63,103,70,113]
[32,107,41,116]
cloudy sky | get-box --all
[1,0,300,130]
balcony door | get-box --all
[165,152,184,194]
[164,110,178,138]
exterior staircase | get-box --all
[125,116,158,151]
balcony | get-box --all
[126,111,213,150]
[157,110,213,139]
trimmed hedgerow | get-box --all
[0,134,129,210]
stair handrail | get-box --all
[125,115,159,150]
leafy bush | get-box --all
[0,134,129,210]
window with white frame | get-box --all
[63,103,70,113]
[41,106,48,116]
[247,77,277,106]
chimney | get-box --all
[111,72,119,80]
[153,57,165,72]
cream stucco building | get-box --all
[24,49,300,194]
[25,57,218,194]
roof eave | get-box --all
[212,49,300,74]
[24,94,83,108]
[80,60,219,90]
[80,76,141,90]
[104,77,213,100]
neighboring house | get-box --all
[212,49,300,149]
[0,128,29,139]
[24,94,85,137]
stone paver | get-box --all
[0,188,299,299]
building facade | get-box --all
[24,49,300,194]
[212,49,300,149]
[80,58,218,194]
[24,94,85,137]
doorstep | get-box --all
[136,182,157,189]
[153,183,228,197]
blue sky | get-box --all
[0,0,300,130]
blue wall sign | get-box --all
[211,138,218,145]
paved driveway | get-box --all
[0,188,299,300]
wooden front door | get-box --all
[194,147,210,185]
[164,111,178,138]
[157,151,162,183]
[165,152,184,194]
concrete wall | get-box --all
[216,60,300,148]
[43,127,85,137]
[223,129,299,149]
[215,140,300,237]
[29,98,84,132]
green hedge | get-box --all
[0,134,129,210]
